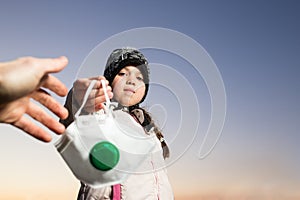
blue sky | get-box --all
[0,0,299,199]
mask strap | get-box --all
[74,80,111,118]
[100,79,111,108]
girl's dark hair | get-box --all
[130,107,170,159]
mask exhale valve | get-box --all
[89,141,120,171]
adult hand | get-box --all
[0,56,69,142]
[73,76,113,113]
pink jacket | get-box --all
[77,136,174,200]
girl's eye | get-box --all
[137,76,144,81]
[118,72,127,76]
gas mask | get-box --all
[55,80,156,188]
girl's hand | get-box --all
[73,76,113,113]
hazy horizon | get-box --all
[1,1,299,199]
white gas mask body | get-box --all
[55,80,156,188]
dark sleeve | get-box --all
[59,88,77,128]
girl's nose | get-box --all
[126,76,136,86]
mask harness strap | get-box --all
[74,80,111,119]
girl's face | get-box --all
[111,66,146,106]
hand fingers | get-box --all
[25,101,66,135]
[78,86,113,113]
[31,89,69,120]
[13,116,53,142]
[83,86,113,106]
[74,80,112,105]
[40,74,68,97]
[83,95,111,112]
[35,56,68,74]
[73,76,108,90]
[34,56,68,97]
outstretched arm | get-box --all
[0,56,69,142]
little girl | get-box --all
[61,47,173,199]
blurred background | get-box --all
[0,0,299,199]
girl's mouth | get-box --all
[124,88,135,93]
